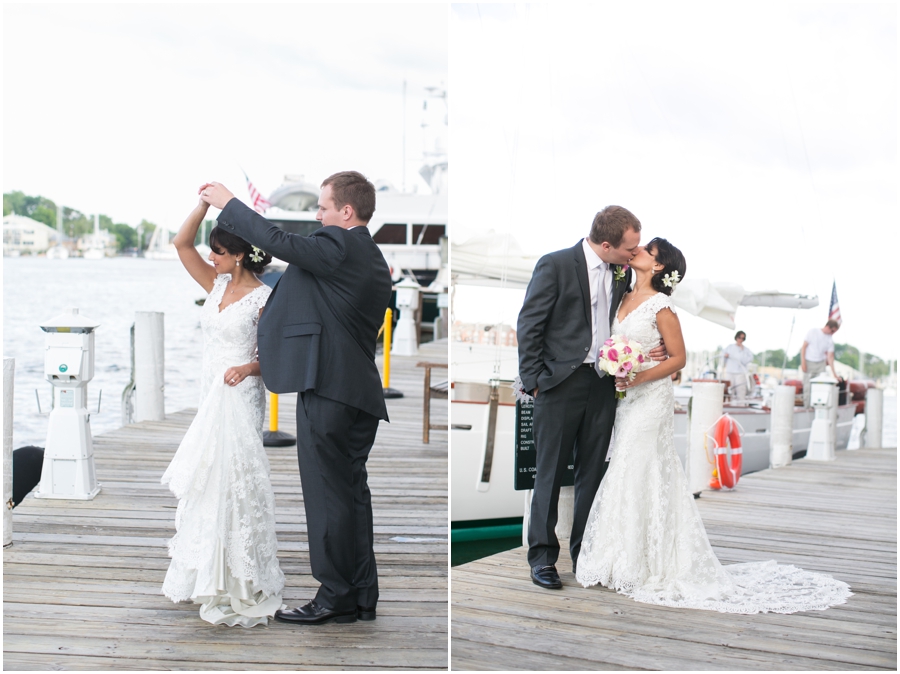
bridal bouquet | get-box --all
[598,335,646,399]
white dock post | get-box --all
[522,487,575,547]
[3,358,14,547]
[865,388,883,449]
[134,311,165,422]
[770,384,795,468]
[687,382,724,493]
[392,279,420,357]
[556,485,575,539]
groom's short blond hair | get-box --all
[589,206,641,248]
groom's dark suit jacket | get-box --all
[518,240,632,393]
[217,199,392,420]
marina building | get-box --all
[2,214,56,255]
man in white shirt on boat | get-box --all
[723,330,753,401]
[800,320,840,407]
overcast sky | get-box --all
[4,3,447,226]
[451,3,897,361]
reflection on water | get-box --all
[3,257,216,447]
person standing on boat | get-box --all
[801,320,840,406]
[516,205,667,590]
[723,330,753,400]
[200,172,393,625]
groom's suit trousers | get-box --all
[295,391,380,612]
[528,366,616,568]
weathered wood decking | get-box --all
[452,447,897,671]
[4,340,448,671]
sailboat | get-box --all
[450,233,860,524]
[45,205,69,259]
[82,214,107,259]
[144,224,178,260]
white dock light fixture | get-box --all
[806,373,838,461]
[36,308,101,500]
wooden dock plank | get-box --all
[4,341,448,671]
[451,447,897,671]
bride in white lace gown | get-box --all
[161,197,285,627]
[576,238,851,614]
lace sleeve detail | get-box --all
[250,284,272,311]
[649,292,674,316]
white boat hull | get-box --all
[451,383,858,524]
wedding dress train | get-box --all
[162,275,285,627]
[575,292,851,613]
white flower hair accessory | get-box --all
[662,270,681,288]
[249,245,265,263]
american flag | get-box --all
[243,170,271,214]
[828,280,841,325]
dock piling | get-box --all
[687,381,724,493]
[769,384,794,467]
[865,388,884,448]
[3,358,14,547]
[134,311,165,422]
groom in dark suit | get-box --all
[518,205,662,589]
[201,172,392,624]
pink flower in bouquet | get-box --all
[597,334,646,398]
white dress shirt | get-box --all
[583,239,612,364]
[723,343,754,374]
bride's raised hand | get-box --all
[199,182,235,210]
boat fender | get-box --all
[709,415,742,490]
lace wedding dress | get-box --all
[575,292,852,613]
[161,275,285,627]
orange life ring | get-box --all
[709,415,742,490]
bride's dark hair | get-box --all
[208,226,272,274]
[647,237,686,296]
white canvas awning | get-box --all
[451,232,538,289]
[672,282,819,328]
[452,233,818,327]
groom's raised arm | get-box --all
[517,255,558,394]
[217,198,346,277]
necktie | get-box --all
[595,263,609,373]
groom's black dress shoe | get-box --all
[274,600,357,625]
[531,565,563,589]
[357,605,376,621]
